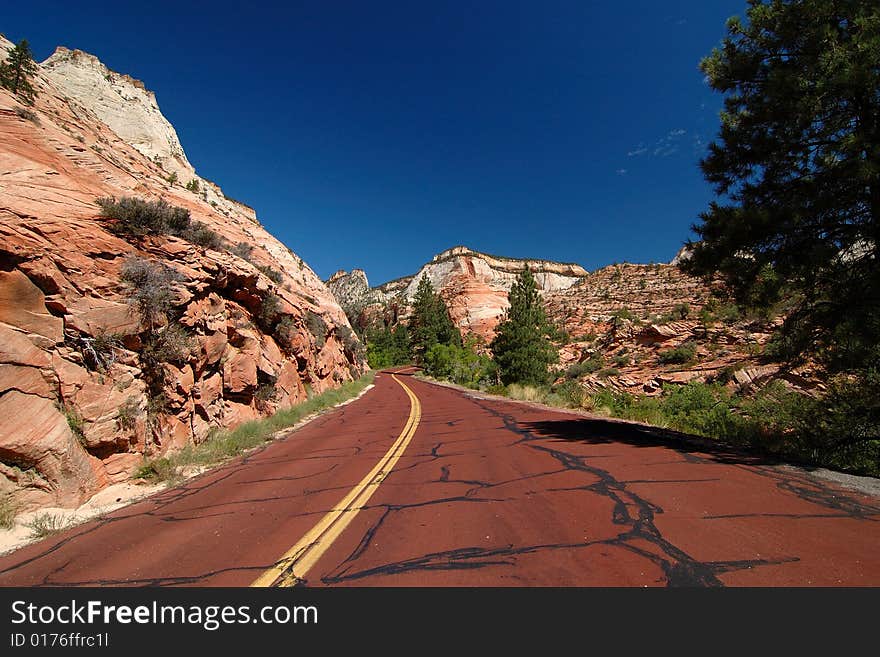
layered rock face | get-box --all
[334,246,589,339]
[545,262,819,396]
[41,46,256,222]
[333,245,809,396]
[0,36,364,509]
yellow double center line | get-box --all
[251,374,422,587]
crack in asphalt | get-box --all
[319,392,838,587]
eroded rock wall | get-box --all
[0,36,365,509]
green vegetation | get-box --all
[657,341,697,365]
[185,178,200,193]
[135,372,375,483]
[96,196,222,249]
[256,264,284,284]
[166,172,178,185]
[482,377,877,476]
[230,242,254,260]
[116,396,140,433]
[254,382,279,411]
[566,353,604,379]
[0,494,18,530]
[306,310,328,349]
[365,324,410,369]
[120,256,192,437]
[423,337,497,389]
[63,407,86,445]
[409,275,461,362]
[26,513,68,539]
[0,39,38,105]
[363,275,460,370]
[140,324,192,364]
[683,0,880,469]
[120,256,180,327]
[14,105,38,123]
[491,267,558,385]
[256,292,281,333]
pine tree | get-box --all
[0,40,39,105]
[685,0,880,463]
[408,274,461,362]
[684,0,880,371]
[490,267,558,385]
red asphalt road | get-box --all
[0,369,878,587]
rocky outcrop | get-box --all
[39,46,253,223]
[334,242,810,398]
[0,36,365,509]
[334,246,589,340]
[327,269,383,320]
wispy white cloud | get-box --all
[628,128,687,160]
[627,143,647,157]
[616,168,627,176]
[653,145,678,157]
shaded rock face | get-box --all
[0,36,365,509]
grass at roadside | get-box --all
[26,513,69,539]
[134,371,376,484]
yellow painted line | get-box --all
[251,373,422,587]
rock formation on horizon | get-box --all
[332,244,818,399]
[0,35,365,510]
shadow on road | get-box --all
[522,417,785,468]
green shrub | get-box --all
[257,264,284,284]
[257,293,282,332]
[566,353,604,378]
[306,311,327,348]
[27,513,68,539]
[97,196,222,249]
[365,325,410,368]
[336,324,365,360]
[554,379,586,407]
[98,197,188,237]
[14,105,38,123]
[181,221,223,250]
[116,396,141,432]
[230,242,254,261]
[255,382,278,411]
[672,303,690,319]
[598,367,621,379]
[185,178,200,193]
[717,303,742,324]
[658,341,697,365]
[120,256,181,326]
[611,308,636,322]
[613,354,631,367]
[142,324,193,364]
[274,315,297,350]
[424,340,497,389]
[63,407,86,444]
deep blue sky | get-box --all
[3,1,745,285]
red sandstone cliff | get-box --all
[0,37,365,509]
